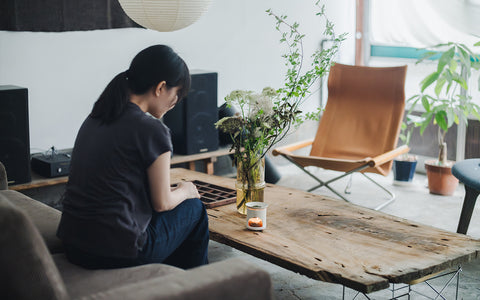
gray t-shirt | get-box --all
[57,102,172,258]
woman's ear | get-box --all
[155,81,167,97]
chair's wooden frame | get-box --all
[273,141,409,210]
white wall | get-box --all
[0,0,355,152]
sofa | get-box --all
[0,162,273,300]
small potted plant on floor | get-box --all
[393,115,418,185]
[409,41,480,195]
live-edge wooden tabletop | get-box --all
[171,168,480,294]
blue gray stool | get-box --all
[452,159,480,234]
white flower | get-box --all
[253,127,263,139]
[225,90,253,107]
[261,87,277,97]
[248,93,274,119]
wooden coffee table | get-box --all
[171,168,480,294]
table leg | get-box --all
[204,157,217,175]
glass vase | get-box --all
[236,156,265,215]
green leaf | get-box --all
[420,72,440,92]
[407,94,419,102]
[416,51,438,64]
[419,113,433,135]
[457,46,471,71]
[474,41,480,47]
[421,95,431,111]
[437,47,455,73]
[472,60,480,71]
[434,77,446,97]
[435,111,448,131]
[452,73,468,91]
[459,43,476,57]
[449,58,458,73]
[446,107,455,127]
[446,78,453,94]
[433,103,448,113]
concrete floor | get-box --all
[208,161,480,300]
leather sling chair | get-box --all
[273,63,409,210]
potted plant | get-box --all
[409,41,480,195]
[393,115,418,185]
[215,1,346,214]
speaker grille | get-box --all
[0,85,31,185]
[164,72,219,155]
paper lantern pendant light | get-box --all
[118,0,213,32]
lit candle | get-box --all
[246,202,268,230]
[248,217,263,227]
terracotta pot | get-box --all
[424,160,459,196]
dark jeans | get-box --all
[65,198,209,270]
[137,197,209,269]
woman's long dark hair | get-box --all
[90,45,190,123]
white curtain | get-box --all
[370,0,480,48]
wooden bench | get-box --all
[10,147,233,191]
[170,147,232,175]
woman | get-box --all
[57,45,209,270]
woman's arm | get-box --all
[147,151,200,212]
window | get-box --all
[366,0,480,161]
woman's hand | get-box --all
[148,152,201,212]
[175,181,200,199]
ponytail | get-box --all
[90,71,129,124]
[90,45,190,124]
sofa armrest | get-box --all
[85,258,273,300]
[0,190,63,253]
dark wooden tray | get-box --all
[193,180,236,208]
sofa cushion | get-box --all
[83,258,274,300]
[0,194,69,300]
[1,189,64,253]
[53,254,184,299]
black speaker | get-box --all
[0,85,31,185]
[163,71,219,155]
